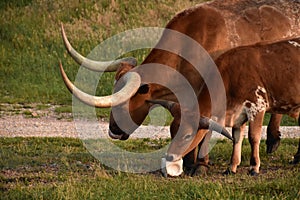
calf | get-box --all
[216,38,300,175]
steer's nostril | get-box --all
[165,154,174,162]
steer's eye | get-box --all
[183,134,193,141]
[137,84,149,94]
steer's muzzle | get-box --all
[162,154,184,176]
[108,124,130,140]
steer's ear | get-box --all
[169,103,181,118]
[115,62,135,81]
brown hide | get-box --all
[236,6,291,44]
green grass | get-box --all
[0,137,299,199]
[54,105,72,114]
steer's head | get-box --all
[59,24,153,140]
[107,63,153,140]
[59,24,233,162]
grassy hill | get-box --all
[0,0,203,104]
[0,0,297,125]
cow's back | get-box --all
[216,37,300,114]
[164,0,300,59]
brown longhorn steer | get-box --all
[59,0,300,176]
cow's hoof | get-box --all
[191,165,209,177]
[184,167,196,177]
[223,168,236,176]
[249,169,259,176]
[184,162,209,177]
[266,138,280,154]
[289,156,300,165]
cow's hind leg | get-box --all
[248,111,265,176]
[291,139,300,164]
[291,117,300,164]
[266,114,282,154]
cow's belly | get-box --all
[266,90,300,114]
[267,102,300,115]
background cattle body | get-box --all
[59,0,300,175]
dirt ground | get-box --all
[0,103,298,139]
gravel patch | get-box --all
[0,114,298,140]
[0,103,298,139]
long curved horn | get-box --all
[61,23,137,72]
[146,99,176,111]
[59,61,141,108]
[199,117,233,141]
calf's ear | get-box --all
[115,62,135,81]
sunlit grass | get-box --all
[0,137,299,199]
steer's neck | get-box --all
[149,84,178,102]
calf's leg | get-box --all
[225,111,248,175]
[248,111,265,176]
[226,124,246,174]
